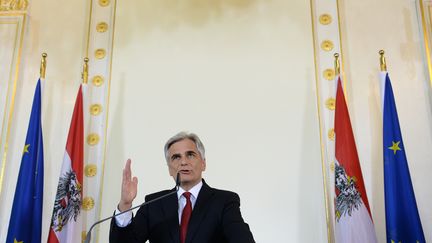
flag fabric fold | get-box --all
[47,84,84,243]
[6,78,44,243]
[334,76,377,243]
[381,72,425,243]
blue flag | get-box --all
[6,79,44,243]
[383,73,425,243]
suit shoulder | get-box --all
[208,186,241,200]
[145,189,174,201]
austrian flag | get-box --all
[334,76,377,243]
[47,85,84,243]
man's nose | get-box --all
[180,158,188,165]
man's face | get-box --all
[167,138,206,189]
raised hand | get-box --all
[118,159,138,212]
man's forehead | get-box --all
[168,139,198,152]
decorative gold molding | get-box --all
[92,75,104,87]
[321,40,334,52]
[325,97,336,110]
[95,48,106,59]
[96,22,108,33]
[0,0,28,11]
[323,68,335,81]
[90,104,103,116]
[319,14,332,25]
[82,197,95,210]
[85,164,97,177]
[87,133,100,146]
[98,0,109,7]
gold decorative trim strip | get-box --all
[0,13,26,197]
[419,0,432,87]
[310,2,331,242]
[0,0,28,11]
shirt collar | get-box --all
[177,180,203,200]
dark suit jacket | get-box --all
[109,180,255,243]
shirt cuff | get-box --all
[114,207,133,227]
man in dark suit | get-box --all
[109,132,255,243]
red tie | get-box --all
[180,192,192,243]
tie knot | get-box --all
[183,192,191,200]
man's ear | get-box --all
[202,159,206,171]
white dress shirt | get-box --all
[115,180,203,227]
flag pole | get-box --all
[379,50,387,72]
[334,53,340,75]
[82,57,89,84]
[40,53,47,79]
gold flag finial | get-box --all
[379,50,387,71]
[40,53,47,79]
[82,57,89,84]
[334,53,340,76]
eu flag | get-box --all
[6,79,44,243]
[383,73,425,243]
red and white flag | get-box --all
[47,84,84,243]
[334,76,377,243]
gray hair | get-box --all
[164,131,206,162]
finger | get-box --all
[124,159,132,181]
[132,176,138,186]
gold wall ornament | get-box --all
[319,14,332,25]
[82,197,95,210]
[323,68,335,81]
[96,22,108,33]
[87,133,100,146]
[92,75,104,87]
[98,0,110,7]
[85,164,97,177]
[325,97,336,110]
[90,104,103,116]
[94,48,106,59]
[81,231,87,242]
[0,0,28,11]
[328,128,335,141]
[330,162,335,172]
[321,40,334,52]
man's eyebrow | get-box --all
[170,153,180,159]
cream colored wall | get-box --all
[0,1,87,242]
[1,0,432,242]
[339,0,432,242]
[98,0,327,242]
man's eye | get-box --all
[172,155,180,160]
[187,153,195,158]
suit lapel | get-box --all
[186,181,214,243]
[161,189,180,243]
